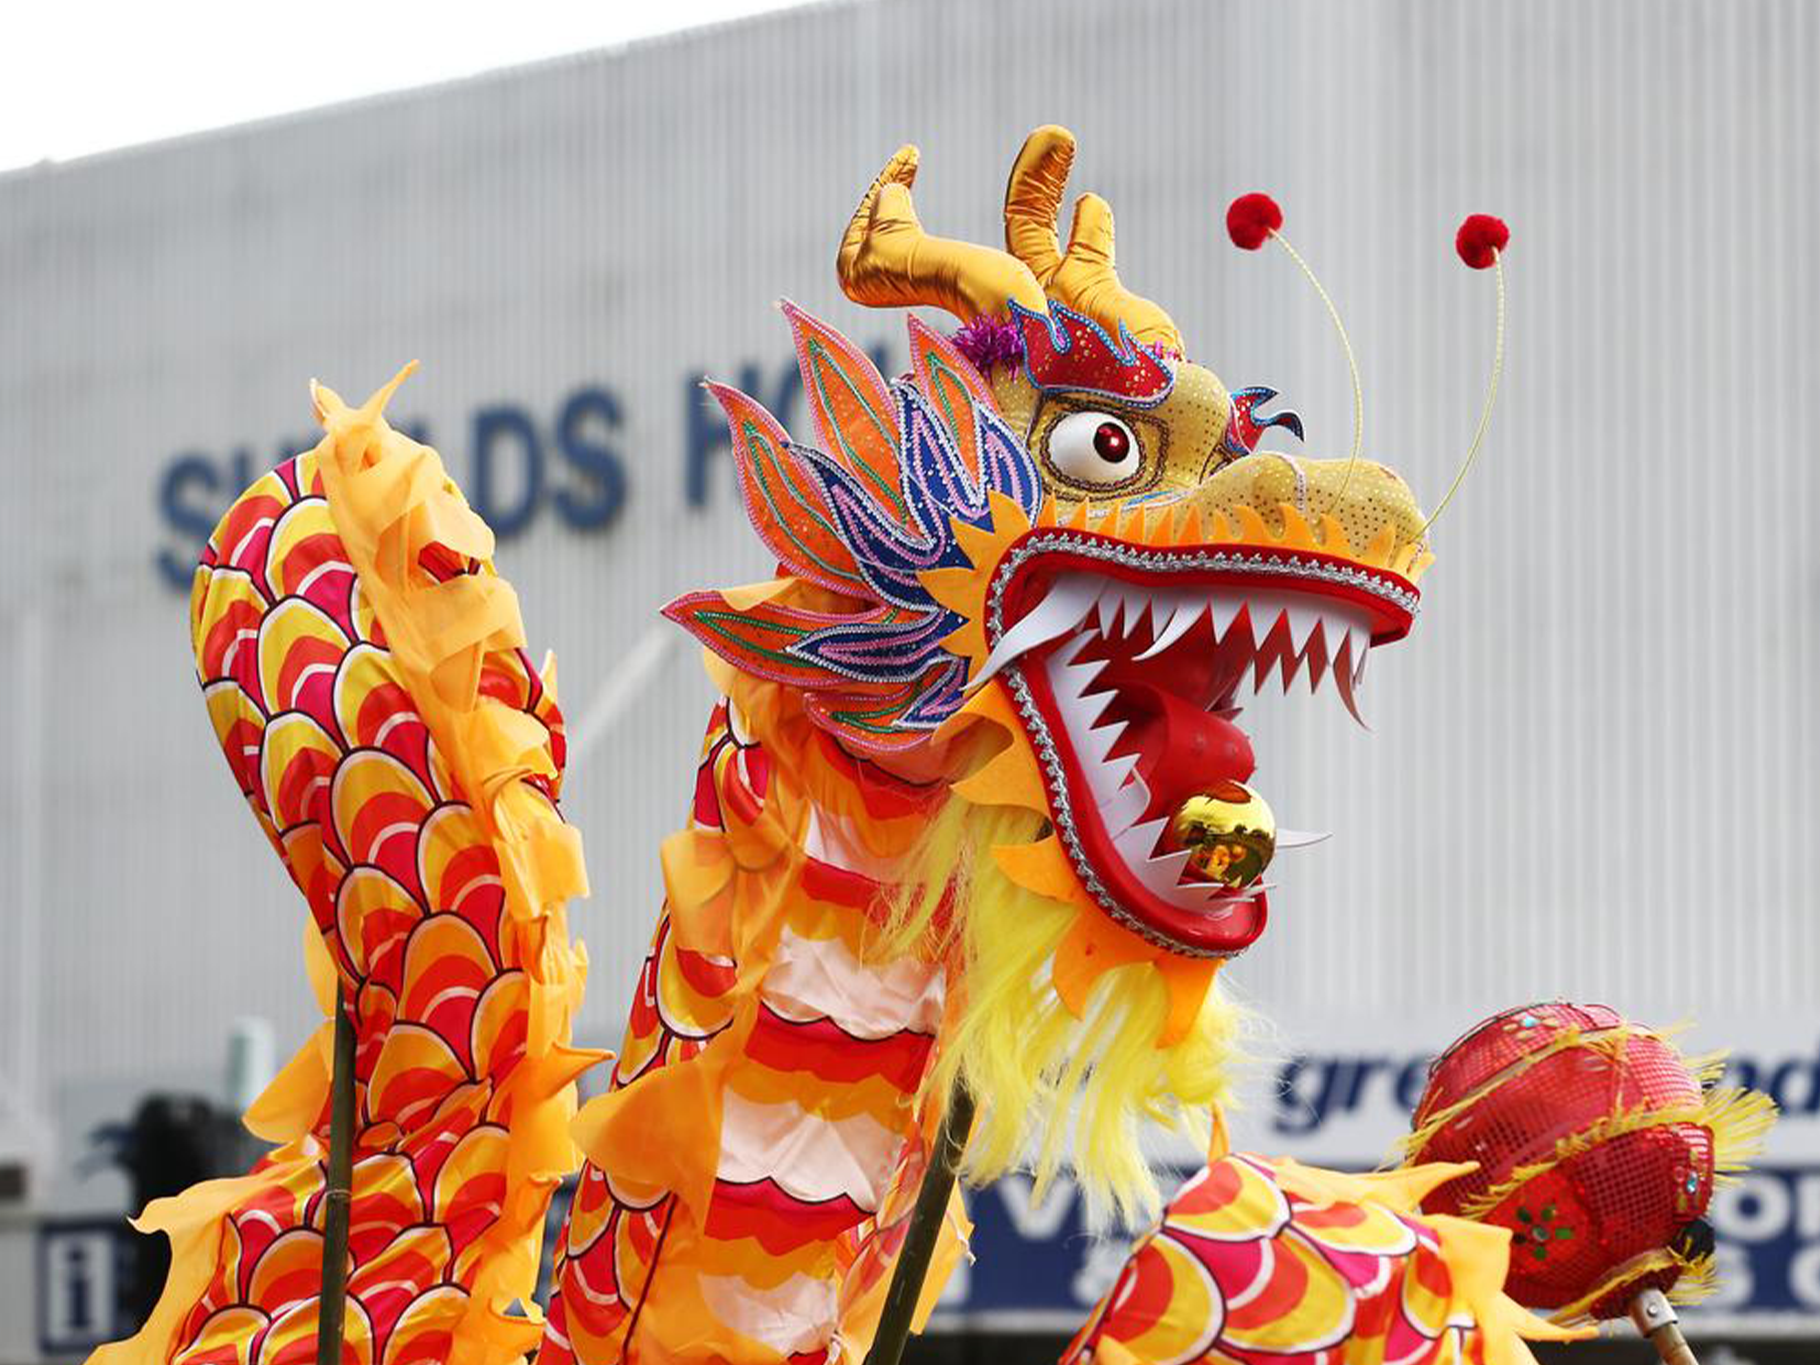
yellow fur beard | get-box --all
[875,793,1246,1225]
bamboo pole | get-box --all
[315,984,358,1365]
[864,1080,976,1365]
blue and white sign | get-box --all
[38,1220,126,1357]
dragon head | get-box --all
[666,127,1449,1211]
[671,126,1429,954]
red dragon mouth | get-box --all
[977,530,1419,957]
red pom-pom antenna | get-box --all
[1455,213,1510,269]
[1224,191,1362,468]
[1225,193,1283,250]
[1422,212,1515,534]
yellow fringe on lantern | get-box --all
[1541,1082,1776,1327]
[1545,1245,1708,1328]
[874,795,1247,1226]
[1457,1084,1777,1222]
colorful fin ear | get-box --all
[703,379,866,595]
[780,299,903,506]
[906,313,997,481]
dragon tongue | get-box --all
[1104,682,1256,826]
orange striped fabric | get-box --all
[543,684,961,1365]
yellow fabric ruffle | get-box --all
[87,1156,319,1365]
[308,367,602,1363]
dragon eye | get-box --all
[1048,411,1142,485]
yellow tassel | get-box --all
[1707,1084,1778,1176]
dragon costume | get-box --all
[100,128,1577,1365]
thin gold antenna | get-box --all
[1226,193,1363,495]
[1421,214,1511,535]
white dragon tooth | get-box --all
[1235,600,1274,651]
[1275,828,1331,848]
[1113,816,1170,865]
[1102,585,1143,637]
[1319,609,1353,649]
[1134,592,1202,660]
[966,576,1101,692]
[1044,634,1115,746]
[1175,880,1241,916]
[1208,880,1273,909]
[1135,847,1195,897]
[1097,748,1140,795]
[1113,585,1150,638]
[1353,636,1371,686]
[1284,605,1322,656]
[1208,594,1244,642]
[1095,584,1128,637]
[1303,624,1330,693]
[1241,604,1275,651]
[1098,778,1150,837]
[1335,645,1369,726]
[1252,638,1283,694]
[1053,656,1114,736]
[1278,644,1304,693]
[1054,618,1100,668]
[1077,716,1127,769]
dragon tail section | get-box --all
[92,371,598,1365]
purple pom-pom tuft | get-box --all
[952,315,1026,377]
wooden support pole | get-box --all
[864,1080,976,1365]
[1629,1288,1699,1365]
[315,984,358,1365]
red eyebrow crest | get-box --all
[1011,301,1175,407]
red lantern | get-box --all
[1405,1001,1774,1326]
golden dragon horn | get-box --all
[837,143,1048,323]
[1004,125,1185,356]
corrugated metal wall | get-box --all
[1,0,1814,1135]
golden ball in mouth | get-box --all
[1168,780,1276,889]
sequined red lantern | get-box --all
[1405,1001,1774,1326]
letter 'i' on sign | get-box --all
[39,1224,120,1351]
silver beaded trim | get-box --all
[987,529,1418,959]
[985,531,1420,642]
[1004,663,1257,958]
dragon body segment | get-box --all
[541,684,961,1363]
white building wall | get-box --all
[0,0,1814,1208]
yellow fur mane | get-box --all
[875,793,1246,1224]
